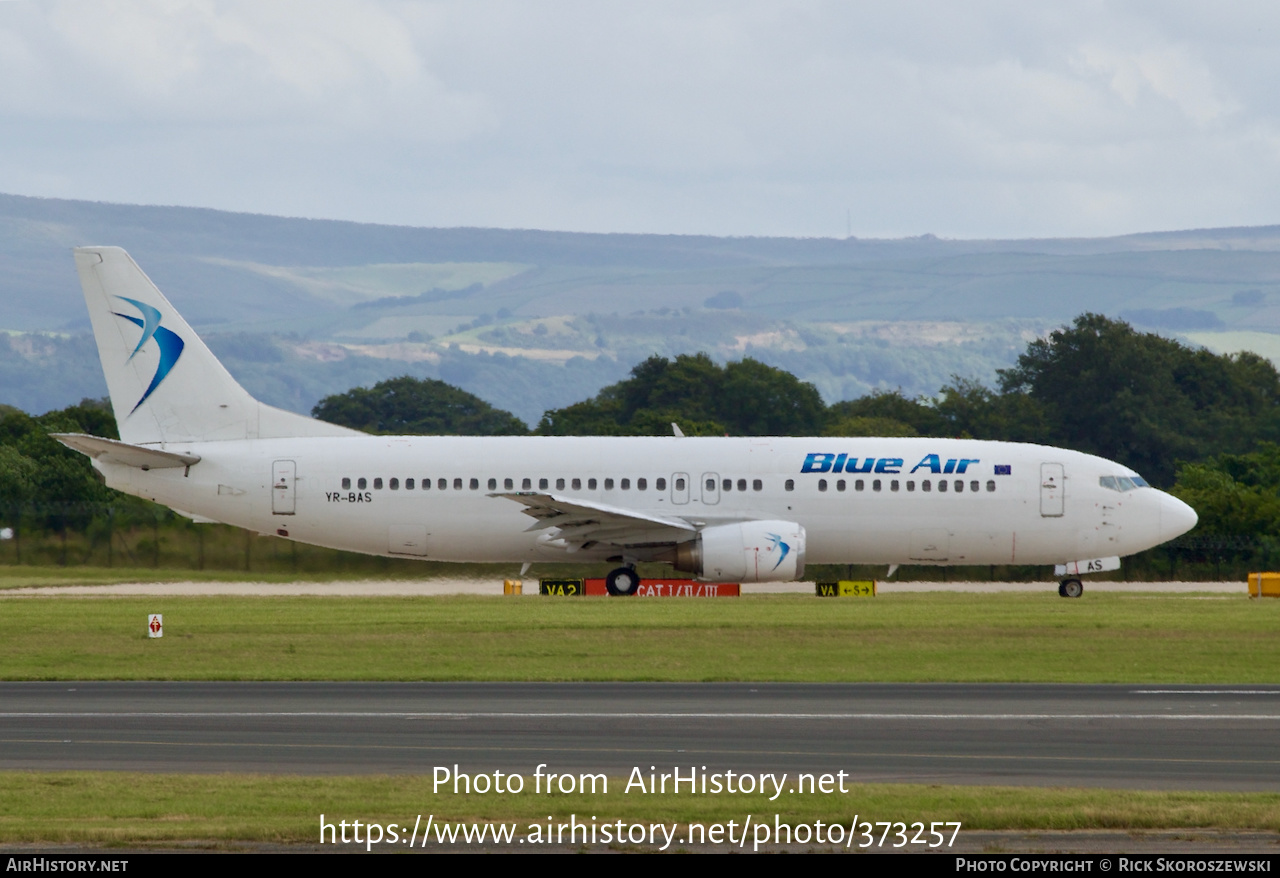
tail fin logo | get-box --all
[112,296,185,414]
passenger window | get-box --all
[389,478,399,490]
[737,478,746,492]
[556,478,565,490]
[572,478,582,490]
[855,479,864,491]
[970,480,979,493]
[425,478,433,490]
[873,479,881,492]
[621,478,631,490]
[986,480,996,492]
[438,478,447,490]
[539,478,548,490]
[752,479,762,491]
[657,478,667,490]
[938,480,947,492]
[837,479,846,492]
[453,478,463,490]
[637,478,647,490]
[954,480,963,492]
[675,477,685,491]
[342,477,351,490]
[406,478,415,490]
[488,478,497,490]
[358,478,367,490]
[818,479,828,492]
[374,478,383,490]
[784,479,794,491]
[906,481,915,492]
[705,478,715,491]
[522,478,532,490]
[505,478,514,489]
[605,478,615,490]
[922,480,931,492]
[470,478,479,490]
[589,478,598,490]
[891,480,899,492]
[722,478,732,491]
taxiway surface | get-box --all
[2,682,1277,790]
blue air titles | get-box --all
[801,453,980,475]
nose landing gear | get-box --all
[1058,579,1084,598]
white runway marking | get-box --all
[1133,690,1280,695]
[4,712,1279,720]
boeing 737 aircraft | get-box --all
[54,247,1197,597]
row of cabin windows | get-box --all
[339,476,764,492]
[340,475,995,494]
[706,481,762,496]
[783,478,997,493]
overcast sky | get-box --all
[2,1,1279,239]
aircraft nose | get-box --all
[1158,491,1198,542]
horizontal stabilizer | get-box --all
[51,433,200,470]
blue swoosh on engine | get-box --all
[767,532,790,570]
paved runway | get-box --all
[2,683,1279,790]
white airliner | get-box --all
[54,247,1197,597]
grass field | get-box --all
[3,590,1278,847]
[0,592,1276,682]
[2,773,1278,847]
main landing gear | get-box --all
[606,566,640,596]
[1058,579,1084,598]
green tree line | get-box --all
[5,313,1280,573]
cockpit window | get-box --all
[1100,475,1146,492]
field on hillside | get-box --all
[10,193,1280,420]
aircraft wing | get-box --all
[490,491,696,552]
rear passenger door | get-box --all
[272,460,296,515]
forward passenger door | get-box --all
[1040,462,1064,517]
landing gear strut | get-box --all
[606,566,640,596]
[1058,579,1083,598]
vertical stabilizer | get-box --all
[74,246,360,444]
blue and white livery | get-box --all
[55,247,1198,597]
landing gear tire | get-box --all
[1059,579,1083,598]
[605,566,640,596]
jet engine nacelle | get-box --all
[672,520,806,583]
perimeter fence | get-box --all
[0,501,1271,582]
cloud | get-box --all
[3,0,494,139]
[1076,42,1239,127]
[1,1,1280,237]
